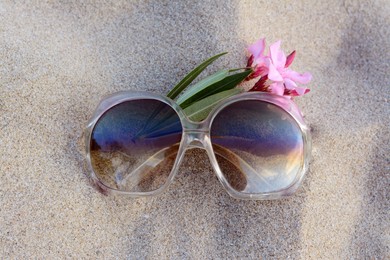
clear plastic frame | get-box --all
[85,91,311,200]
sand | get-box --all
[1,0,389,258]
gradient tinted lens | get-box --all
[90,99,182,192]
[210,100,304,193]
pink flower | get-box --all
[266,40,312,96]
[248,38,267,67]
[246,38,268,80]
[247,38,312,97]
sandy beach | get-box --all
[1,1,389,258]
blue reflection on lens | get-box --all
[211,101,302,156]
[91,99,182,154]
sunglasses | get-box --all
[85,91,311,200]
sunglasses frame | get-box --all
[85,91,311,200]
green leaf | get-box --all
[166,52,228,99]
[179,69,252,109]
[184,88,243,121]
[176,69,229,104]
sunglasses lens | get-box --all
[90,99,182,192]
[210,100,304,194]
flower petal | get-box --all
[284,70,312,84]
[295,86,308,95]
[270,82,285,95]
[254,57,267,67]
[246,54,254,67]
[285,50,296,68]
[284,78,297,90]
[269,40,286,69]
[267,61,283,82]
[250,65,267,79]
[248,38,266,60]
[290,87,310,96]
[249,75,268,92]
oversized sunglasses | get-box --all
[85,91,311,200]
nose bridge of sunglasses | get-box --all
[182,121,210,148]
